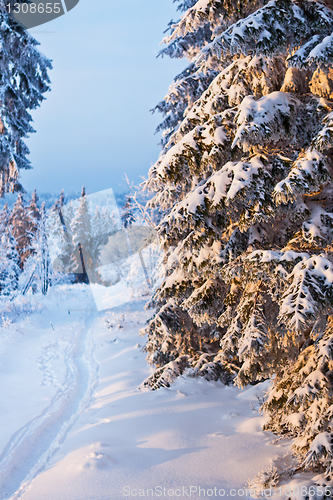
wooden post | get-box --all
[78,243,89,284]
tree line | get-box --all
[0,187,118,296]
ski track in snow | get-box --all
[0,300,101,499]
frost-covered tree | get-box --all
[260,316,333,477]
[0,203,20,295]
[121,196,136,229]
[45,192,75,278]
[58,189,65,208]
[70,187,105,284]
[9,193,33,267]
[143,0,333,477]
[153,0,262,148]
[27,189,40,232]
[27,202,50,294]
[70,187,91,283]
[0,2,51,195]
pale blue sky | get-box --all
[20,0,185,195]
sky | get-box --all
[20,0,185,196]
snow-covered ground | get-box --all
[0,283,297,500]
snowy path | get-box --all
[0,287,101,499]
[0,285,285,500]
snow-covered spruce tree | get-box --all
[143,0,285,388]
[153,0,262,148]
[0,202,20,295]
[0,2,51,195]
[45,192,75,279]
[27,189,40,234]
[121,196,136,229]
[70,187,91,283]
[143,0,333,474]
[70,187,104,284]
[27,202,50,294]
[143,0,273,390]
[9,193,33,268]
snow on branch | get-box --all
[313,111,333,151]
[287,35,323,68]
[273,150,329,205]
[162,55,284,165]
[292,369,327,402]
[238,303,268,359]
[182,277,223,326]
[175,0,198,13]
[162,0,223,45]
[161,0,262,61]
[286,34,333,72]
[232,92,298,151]
[198,0,305,64]
[248,249,309,265]
[153,107,235,184]
[301,34,333,72]
[301,202,333,246]
[140,356,189,390]
[280,255,333,330]
[156,126,202,180]
[162,154,267,230]
[180,55,284,139]
[303,432,333,469]
[154,64,217,147]
[247,251,333,331]
[160,24,211,60]
[197,0,333,70]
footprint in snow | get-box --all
[83,452,117,470]
[71,452,116,471]
[37,340,64,387]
